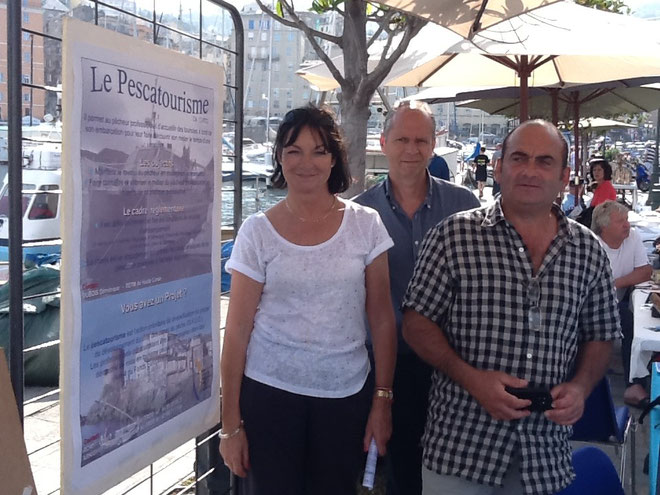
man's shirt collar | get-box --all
[482,196,580,245]
[384,171,433,209]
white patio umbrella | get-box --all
[369,0,561,38]
[385,1,660,120]
[299,2,660,121]
[578,117,637,131]
[457,81,660,162]
[457,82,660,121]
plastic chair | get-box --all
[557,446,625,495]
[569,377,635,493]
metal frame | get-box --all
[7,0,244,492]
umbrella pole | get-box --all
[519,56,529,122]
[550,88,559,126]
[648,111,660,209]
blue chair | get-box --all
[557,446,625,495]
[570,377,635,493]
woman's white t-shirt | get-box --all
[226,200,393,398]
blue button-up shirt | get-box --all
[355,174,480,353]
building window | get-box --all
[259,47,268,58]
[273,32,281,42]
[247,100,254,108]
[272,72,279,81]
[23,93,31,102]
[288,32,295,41]
[22,75,30,84]
[272,47,279,57]
[23,32,31,41]
[0,92,3,102]
[262,61,268,71]
[249,47,256,58]
[273,62,280,72]
[247,31,254,40]
[261,32,268,42]
[286,100,293,109]
[248,20,255,30]
[24,52,30,63]
[23,13,29,23]
[0,73,4,83]
[260,20,270,29]
[286,46,293,56]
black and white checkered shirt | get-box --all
[403,198,621,495]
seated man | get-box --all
[592,200,653,407]
[561,178,586,218]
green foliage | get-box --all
[576,0,630,14]
[275,1,284,17]
[604,147,621,161]
[311,0,343,14]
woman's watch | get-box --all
[374,387,394,401]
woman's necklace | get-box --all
[285,195,337,223]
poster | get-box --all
[60,18,223,494]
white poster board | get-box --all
[60,18,223,494]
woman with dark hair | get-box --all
[220,105,396,494]
[589,158,617,208]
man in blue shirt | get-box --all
[355,101,479,495]
[428,153,450,181]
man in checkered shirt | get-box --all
[402,120,621,495]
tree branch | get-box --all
[256,0,347,87]
[366,16,426,89]
[366,10,396,49]
[254,0,342,45]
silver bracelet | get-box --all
[219,420,244,439]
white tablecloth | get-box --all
[631,288,660,380]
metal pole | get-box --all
[647,110,660,209]
[8,0,25,419]
[30,35,34,124]
[519,56,529,122]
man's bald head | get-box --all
[502,120,568,169]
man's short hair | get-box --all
[382,100,436,140]
[501,120,569,168]
[591,200,628,235]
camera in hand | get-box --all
[505,386,553,412]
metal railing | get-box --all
[6,0,244,493]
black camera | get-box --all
[505,386,553,412]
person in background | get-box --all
[403,119,620,494]
[428,152,450,181]
[589,158,617,208]
[355,101,479,495]
[474,145,490,199]
[491,143,503,196]
[220,105,397,494]
[561,177,586,217]
[592,200,652,408]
